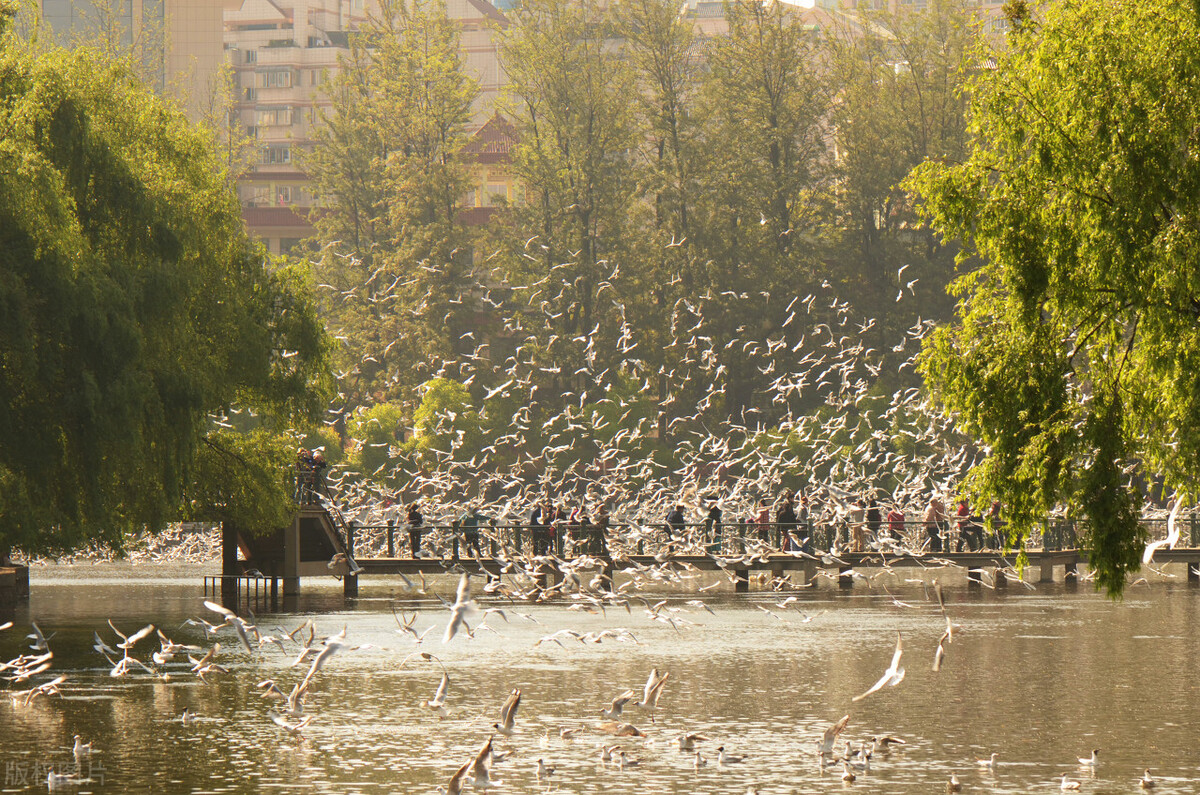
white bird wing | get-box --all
[852,633,903,702]
[431,673,450,706]
[610,689,635,710]
[500,688,521,726]
[119,624,156,649]
[641,667,661,703]
[1144,497,1184,564]
[203,600,238,621]
[445,760,471,795]
[821,715,850,752]
[471,736,493,779]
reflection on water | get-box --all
[3,565,1200,793]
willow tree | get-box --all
[0,31,330,557]
[908,0,1200,594]
[307,0,479,406]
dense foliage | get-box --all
[909,0,1200,594]
[0,26,330,555]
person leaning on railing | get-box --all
[407,501,424,558]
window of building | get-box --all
[462,189,477,207]
[261,145,291,165]
[256,107,293,126]
[260,70,293,89]
[280,238,303,255]
[244,87,257,102]
[245,49,257,64]
[245,125,258,139]
[485,183,507,206]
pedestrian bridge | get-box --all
[208,504,1200,607]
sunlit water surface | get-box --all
[2,564,1200,793]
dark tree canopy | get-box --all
[0,34,330,554]
[908,0,1200,595]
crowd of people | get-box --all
[326,485,1008,559]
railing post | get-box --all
[386,519,395,558]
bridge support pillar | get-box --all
[283,516,301,600]
[602,562,616,592]
[733,568,749,593]
[1188,562,1200,586]
[994,567,1007,589]
[799,561,816,588]
[1039,560,1055,584]
[770,565,785,587]
[839,568,854,590]
[967,568,982,590]
[221,522,239,606]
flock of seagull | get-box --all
[0,562,1180,792]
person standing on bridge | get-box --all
[866,498,882,549]
[849,498,866,552]
[776,492,797,551]
[886,503,905,549]
[532,501,554,557]
[923,496,945,553]
[406,501,424,558]
[459,504,489,558]
[755,498,772,545]
[666,503,687,539]
[987,500,1004,551]
[593,503,611,555]
[705,498,723,554]
[798,495,813,554]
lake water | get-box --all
[1,564,1198,793]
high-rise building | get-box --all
[36,0,236,120]
[226,0,508,254]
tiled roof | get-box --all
[464,114,517,164]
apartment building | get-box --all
[226,0,508,254]
[37,0,235,120]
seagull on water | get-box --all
[423,672,450,718]
[636,667,670,722]
[718,746,746,764]
[1078,749,1099,767]
[1140,769,1156,789]
[601,688,635,720]
[1060,774,1082,791]
[493,688,521,736]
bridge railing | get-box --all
[324,515,1196,561]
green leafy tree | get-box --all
[687,0,828,421]
[348,402,408,477]
[825,0,975,358]
[906,0,1200,594]
[496,0,638,402]
[0,37,330,556]
[306,0,480,408]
